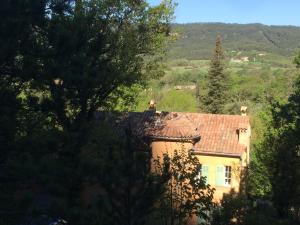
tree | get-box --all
[203,35,228,114]
[1,0,174,128]
[293,51,300,68]
[211,190,282,225]
[247,111,273,199]
[0,0,174,224]
[211,191,250,225]
[251,77,300,220]
[78,118,168,225]
[152,147,215,225]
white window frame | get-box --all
[224,166,232,186]
[198,164,202,177]
[201,164,209,184]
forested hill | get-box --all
[168,23,300,59]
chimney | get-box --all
[148,99,156,111]
[53,78,63,86]
[238,116,251,166]
[241,106,247,116]
[238,126,248,146]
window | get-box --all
[224,166,231,186]
[198,164,202,177]
[216,165,232,186]
[196,164,202,182]
[198,164,209,184]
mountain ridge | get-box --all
[173,22,300,28]
[168,22,300,59]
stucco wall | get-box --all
[150,140,243,202]
[195,154,242,201]
[151,141,194,160]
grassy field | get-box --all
[134,52,298,116]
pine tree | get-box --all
[204,35,228,114]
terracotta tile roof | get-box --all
[94,111,250,157]
[144,112,200,141]
[189,113,249,156]
[137,112,250,157]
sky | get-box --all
[148,0,300,26]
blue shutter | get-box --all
[202,165,209,184]
[216,165,225,186]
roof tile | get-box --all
[140,112,250,156]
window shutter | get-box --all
[202,165,209,184]
[216,165,225,186]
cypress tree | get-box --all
[204,35,228,114]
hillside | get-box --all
[133,24,300,126]
[168,23,300,59]
[132,23,300,142]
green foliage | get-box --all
[134,88,198,112]
[1,0,174,127]
[203,36,229,114]
[152,148,215,225]
[112,84,145,111]
[250,75,300,219]
[79,121,167,225]
[211,192,250,225]
[158,90,198,112]
[210,191,296,225]
[293,51,300,68]
[248,112,273,198]
[135,55,298,118]
[162,70,203,85]
[0,0,174,224]
[168,23,300,60]
[2,1,300,224]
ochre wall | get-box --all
[150,140,243,202]
[195,154,242,202]
[151,141,193,161]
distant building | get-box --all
[230,56,249,63]
[241,56,249,62]
[174,85,196,90]
[230,58,243,63]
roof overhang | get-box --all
[192,148,242,159]
[146,135,201,143]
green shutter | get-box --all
[216,165,225,186]
[202,165,209,184]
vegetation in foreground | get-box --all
[0,0,175,224]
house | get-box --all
[230,58,243,63]
[93,105,251,202]
[230,56,250,63]
[132,105,251,201]
[174,85,196,90]
[241,56,249,62]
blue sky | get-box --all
[148,0,300,26]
